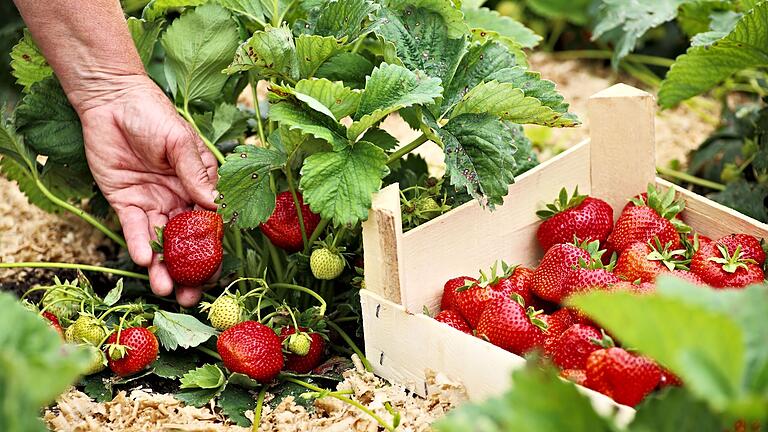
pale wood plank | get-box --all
[588,84,656,216]
[398,141,592,313]
[360,289,636,426]
[362,183,404,303]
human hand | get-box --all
[75,74,219,306]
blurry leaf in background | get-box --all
[0,291,90,432]
[711,180,768,224]
[629,387,725,432]
[524,0,592,25]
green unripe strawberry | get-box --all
[67,315,106,346]
[310,248,345,280]
[287,332,312,356]
[206,295,242,331]
[41,287,79,320]
[82,344,107,375]
[415,197,441,218]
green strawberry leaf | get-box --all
[161,3,240,103]
[568,279,747,416]
[217,0,268,26]
[450,81,579,127]
[591,0,688,67]
[438,113,518,207]
[690,10,742,47]
[151,351,200,379]
[314,52,375,89]
[228,372,262,389]
[525,0,592,25]
[153,311,218,350]
[360,128,399,151]
[180,364,226,389]
[224,24,298,81]
[303,0,379,42]
[81,372,113,403]
[102,280,124,307]
[349,63,442,140]
[269,101,349,149]
[219,385,257,427]
[376,3,468,86]
[216,145,287,229]
[299,141,389,226]
[142,0,206,20]
[486,66,574,117]
[385,0,468,38]
[628,387,726,432]
[295,78,361,120]
[175,387,222,407]
[296,34,344,79]
[0,292,91,432]
[127,17,164,68]
[193,103,249,145]
[434,361,613,432]
[710,180,768,223]
[462,7,541,49]
[659,3,768,108]
[9,29,52,92]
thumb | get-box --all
[168,127,217,210]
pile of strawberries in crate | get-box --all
[432,185,766,407]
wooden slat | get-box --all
[360,289,636,426]
[656,178,768,239]
[588,84,657,216]
[398,140,592,313]
[362,183,404,303]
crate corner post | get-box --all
[587,84,656,214]
[362,183,405,304]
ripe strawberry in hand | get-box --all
[717,234,766,266]
[606,185,689,254]
[434,310,472,334]
[280,326,326,374]
[536,187,613,251]
[552,324,603,370]
[440,276,476,312]
[261,191,320,252]
[614,239,687,283]
[476,296,547,355]
[585,345,661,406]
[218,321,284,383]
[163,210,224,287]
[531,240,601,303]
[690,241,764,288]
[105,327,159,376]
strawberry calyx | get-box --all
[526,306,549,332]
[476,261,518,289]
[590,329,615,349]
[634,185,691,233]
[536,187,587,221]
[646,237,690,271]
[708,244,758,273]
[149,226,164,253]
[571,238,606,263]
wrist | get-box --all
[67,71,155,115]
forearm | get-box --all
[13,0,145,113]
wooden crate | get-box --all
[359,84,768,420]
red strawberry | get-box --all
[536,188,614,251]
[544,308,581,347]
[492,266,535,307]
[560,266,621,299]
[280,326,326,374]
[218,321,284,383]
[434,310,472,334]
[163,210,224,287]
[453,282,498,328]
[260,191,321,252]
[42,311,63,338]
[531,241,600,303]
[690,241,764,288]
[560,369,587,386]
[105,327,159,376]
[606,186,688,254]
[658,367,683,388]
[669,269,705,285]
[440,276,476,312]
[717,234,766,266]
[552,324,602,370]
[609,280,655,294]
[585,347,661,406]
[614,240,686,283]
[476,297,546,355]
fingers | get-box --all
[176,286,204,308]
[167,128,217,211]
[146,212,174,297]
[115,206,152,267]
[198,141,219,186]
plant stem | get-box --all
[196,345,222,361]
[280,377,395,432]
[178,104,226,164]
[303,218,330,255]
[285,167,309,249]
[249,73,268,146]
[551,50,675,68]
[656,166,726,191]
[326,320,372,372]
[252,386,268,431]
[386,133,429,165]
[545,19,565,52]
[0,262,149,280]
[35,179,127,248]
[265,240,286,281]
[270,283,326,316]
